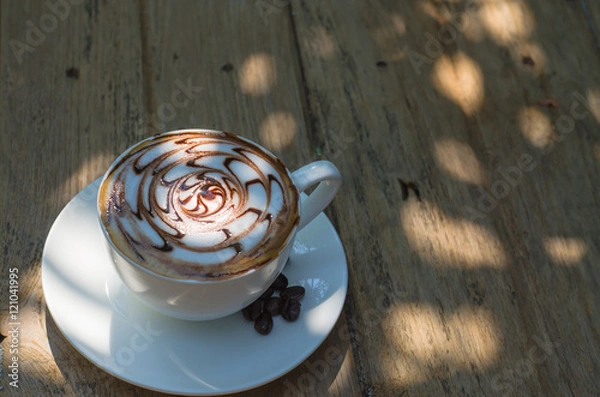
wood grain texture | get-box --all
[1,0,599,396]
[290,0,600,395]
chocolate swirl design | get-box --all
[99,131,299,279]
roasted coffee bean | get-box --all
[282,299,301,322]
[259,286,274,301]
[254,312,273,335]
[265,297,282,316]
[280,285,305,301]
[242,299,262,321]
[271,273,289,291]
[281,297,294,313]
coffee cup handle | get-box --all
[291,161,342,230]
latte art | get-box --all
[99,131,299,279]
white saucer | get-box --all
[42,178,348,395]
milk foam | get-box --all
[98,131,299,279]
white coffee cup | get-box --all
[97,129,341,320]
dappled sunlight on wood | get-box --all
[418,1,453,25]
[16,333,69,392]
[238,53,276,96]
[372,14,408,62]
[259,111,297,151]
[380,303,500,387]
[4,0,600,394]
[304,26,336,59]
[431,52,484,116]
[0,266,70,392]
[328,346,358,396]
[543,237,588,266]
[588,89,600,123]
[461,11,487,42]
[390,14,407,35]
[479,1,534,45]
[56,152,112,202]
[434,138,486,185]
[518,106,555,148]
[516,42,547,75]
[401,200,507,268]
[1,266,44,333]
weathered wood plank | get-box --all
[1,1,147,395]
[291,0,600,395]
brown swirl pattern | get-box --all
[98,131,299,279]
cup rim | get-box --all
[97,128,300,284]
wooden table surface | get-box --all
[2,0,600,396]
